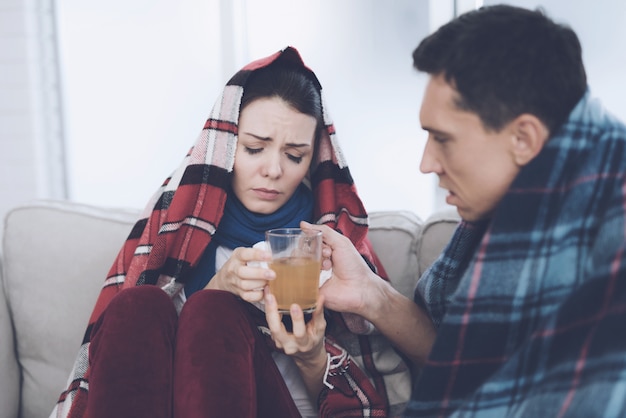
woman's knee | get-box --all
[178,290,258,343]
[93,285,177,338]
[183,289,241,315]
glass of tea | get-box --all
[265,228,322,314]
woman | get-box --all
[51,47,411,418]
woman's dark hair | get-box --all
[240,63,324,143]
[412,5,587,135]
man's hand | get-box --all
[300,221,381,316]
[300,220,437,367]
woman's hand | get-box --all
[204,247,275,303]
[265,290,327,401]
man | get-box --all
[302,4,626,417]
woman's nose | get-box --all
[262,155,283,178]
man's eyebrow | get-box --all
[421,126,449,136]
[243,132,312,148]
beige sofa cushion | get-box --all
[418,209,460,278]
[368,210,423,299]
[368,209,459,299]
[2,201,137,418]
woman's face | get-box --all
[233,96,317,214]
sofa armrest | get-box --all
[0,254,20,418]
[2,200,138,418]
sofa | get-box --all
[0,199,460,418]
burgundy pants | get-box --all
[85,286,301,418]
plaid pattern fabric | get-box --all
[406,92,626,417]
[52,47,411,418]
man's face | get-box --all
[232,96,316,214]
[419,75,521,221]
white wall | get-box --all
[56,0,223,211]
[0,0,66,237]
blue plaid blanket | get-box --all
[407,91,626,417]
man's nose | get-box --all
[419,139,442,174]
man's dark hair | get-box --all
[412,4,587,134]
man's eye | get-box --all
[287,154,303,164]
[245,147,262,155]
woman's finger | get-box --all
[239,288,265,303]
[237,264,275,281]
[265,289,285,336]
[235,246,272,264]
[289,304,307,338]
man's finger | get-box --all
[299,221,344,248]
[312,294,327,333]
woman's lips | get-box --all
[253,188,280,200]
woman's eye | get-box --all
[287,154,303,164]
[244,147,262,155]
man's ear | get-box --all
[509,114,550,166]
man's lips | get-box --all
[252,188,280,200]
[444,189,458,205]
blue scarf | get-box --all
[184,183,314,296]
